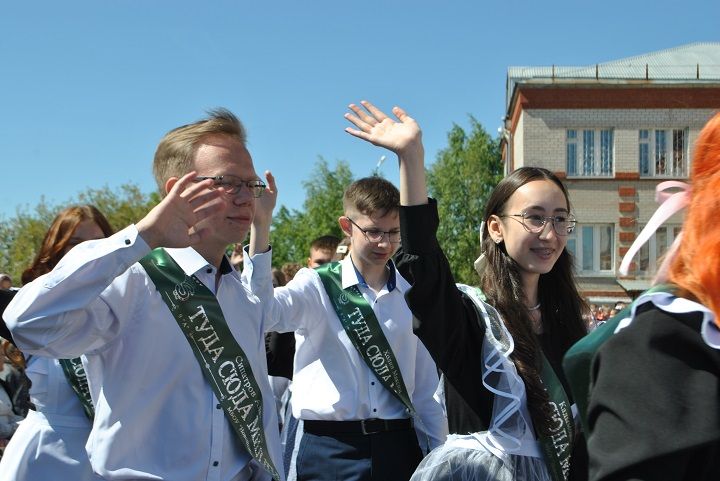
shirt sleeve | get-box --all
[399,200,489,423]
[411,338,449,451]
[587,304,720,481]
[243,248,325,334]
[4,225,151,358]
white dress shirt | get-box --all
[0,357,94,481]
[245,253,448,450]
[4,225,283,481]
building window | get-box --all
[567,129,613,177]
[637,225,682,275]
[566,224,614,274]
[639,129,688,177]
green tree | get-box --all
[427,117,503,285]
[0,183,158,285]
[270,157,354,267]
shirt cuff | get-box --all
[241,244,273,287]
[400,199,440,255]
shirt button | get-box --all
[124,239,131,245]
[216,403,221,409]
[371,382,375,386]
[373,408,377,413]
[206,268,212,274]
[213,461,219,467]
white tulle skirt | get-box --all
[413,286,553,481]
[411,433,551,481]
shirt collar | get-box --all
[163,247,236,277]
[340,255,405,293]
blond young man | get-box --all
[5,109,284,481]
[247,176,447,481]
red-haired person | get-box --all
[0,205,112,481]
[587,113,720,481]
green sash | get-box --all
[139,248,280,481]
[537,354,575,481]
[458,284,574,480]
[58,357,94,419]
[562,284,675,433]
[315,262,416,417]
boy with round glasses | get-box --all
[246,176,447,481]
[6,109,284,481]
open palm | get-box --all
[344,100,421,155]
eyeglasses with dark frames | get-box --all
[499,212,576,236]
[193,175,266,198]
[346,217,402,244]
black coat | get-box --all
[588,301,720,481]
[398,200,588,480]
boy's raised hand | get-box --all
[344,101,422,157]
[249,170,277,255]
[253,170,278,228]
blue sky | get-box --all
[1,0,718,221]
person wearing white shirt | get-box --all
[0,204,113,481]
[247,176,447,481]
[5,109,284,481]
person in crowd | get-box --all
[280,263,302,283]
[332,236,351,262]
[230,242,245,270]
[306,235,340,268]
[0,291,17,348]
[0,276,12,291]
[272,268,287,289]
[246,174,448,481]
[0,205,112,481]
[5,109,285,481]
[344,100,588,481]
[586,112,720,480]
[0,337,28,458]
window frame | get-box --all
[636,225,682,275]
[566,223,615,275]
[566,128,614,178]
[639,128,689,178]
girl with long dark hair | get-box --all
[345,100,588,481]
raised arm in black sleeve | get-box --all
[398,199,493,433]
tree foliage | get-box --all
[0,184,158,285]
[427,117,503,285]
[270,157,354,267]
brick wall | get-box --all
[511,107,708,285]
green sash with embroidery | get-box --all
[537,354,575,481]
[139,248,280,481]
[315,262,416,417]
[58,357,94,419]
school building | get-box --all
[502,42,720,304]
